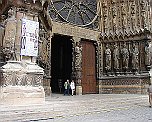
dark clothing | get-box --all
[64,81,70,95]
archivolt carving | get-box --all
[98,0,152,39]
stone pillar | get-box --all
[42,31,53,96]
[72,37,82,95]
[97,41,104,94]
[0,1,46,105]
[0,15,5,67]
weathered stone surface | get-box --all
[0,86,45,105]
[0,61,45,105]
[76,86,82,95]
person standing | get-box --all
[64,79,70,95]
[70,80,75,96]
[148,84,152,107]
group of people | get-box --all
[64,79,75,96]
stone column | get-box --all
[72,37,82,95]
[42,31,53,96]
[0,1,46,105]
[97,41,104,94]
[0,15,5,67]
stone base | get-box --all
[0,86,45,105]
[99,75,150,94]
[76,86,82,95]
[43,79,51,96]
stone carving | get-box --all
[2,43,15,61]
[113,43,120,70]
[105,44,111,71]
[0,15,5,47]
[26,75,33,86]
[131,43,139,70]
[102,1,109,34]
[140,0,148,29]
[130,2,136,31]
[97,42,103,78]
[3,73,13,87]
[98,0,152,38]
[2,7,17,61]
[121,3,128,31]
[75,42,82,70]
[38,23,51,77]
[145,42,151,66]
[112,5,117,32]
[34,75,43,86]
[121,43,129,70]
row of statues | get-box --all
[104,42,150,73]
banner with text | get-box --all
[20,19,39,56]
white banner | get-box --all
[20,19,39,56]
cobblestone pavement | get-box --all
[0,94,151,122]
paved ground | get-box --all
[0,94,152,122]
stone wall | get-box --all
[99,75,150,94]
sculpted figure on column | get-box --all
[132,43,139,70]
[75,42,82,69]
[145,42,151,67]
[121,43,129,70]
[113,43,120,70]
[105,44,111,71]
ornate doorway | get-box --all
[51,34,72,93]
[81,40,97,94]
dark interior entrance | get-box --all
[51,34,72,93]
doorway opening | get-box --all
[51,34,72,93]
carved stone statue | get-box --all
[75,42,82,69]
[145,42,151,66]
[113,43,120,70]
[121,43,129,70]
[140,0,148,29]
[0,15,5,47]
[105,44,111,71]
[132,43,139,70]
[2,7,17,61]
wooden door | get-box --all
[81,41,97,94]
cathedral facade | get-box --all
[0,0,152,97]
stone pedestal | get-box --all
[0,61,45,105]
[76,86,82,95]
